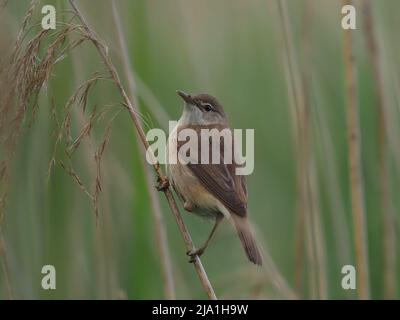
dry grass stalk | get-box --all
[110,0,176,299]
[0,228,13,299]
[362,0,396,299]
[342,0,370,300]
[59,160,93,201]
[301,0,327,299]
[393,75,400,178]
[48,66,121,222]
[13,0,37,58]
[68,0,216,299]
[69,47,119,299]
[311,78,353,294]
[278,0,310,296]
[0,0,41,299]
[4,23,85,180]
[1,2,122,298]
[0,0,41,210]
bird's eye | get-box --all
[203,103,213,112]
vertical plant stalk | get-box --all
[312,78,353,296]
[278,0,308,297]
[294,0,313,295]
[0,228,13,299]
[278,0,327,299]
[110,0,175,300]
[362,0,396,299]
[68,0,216,299]
[342,0,370,300]
[301,0,328,300]
[393,76,400,177]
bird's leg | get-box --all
[183,201,194,212]
[187,215,223,263]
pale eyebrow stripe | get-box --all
[201,102,213,108]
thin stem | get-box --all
[277,0,327,299]
[110,0,175,300]
[301,0,327,299]
[342,0,370,300]
[311,77,353,298]
[68,0,216,299]
[278,0,308,297]
[0,227,13,299]
[362,0,396,299]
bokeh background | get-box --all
[0,0,399,299]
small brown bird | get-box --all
[166,90,263,265]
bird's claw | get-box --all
[186,248,204,263]
[156,176,169,191]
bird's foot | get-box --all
[156,176,169,191]
[183,201,194,212]
[186,247,205,263]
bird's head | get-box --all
[176,90,227,126]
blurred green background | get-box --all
[0,0,399,299]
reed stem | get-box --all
[342,0,370,299]
[0,228,13,299]
[362,0,396,299]
[68,0,216,299]
[278,0,327,299]
[110,0,176,300]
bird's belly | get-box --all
[167,163,221,219]
[167,124,222,219]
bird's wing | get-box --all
[177,125,247,217]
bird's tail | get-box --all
[231,215,263,266]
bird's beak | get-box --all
[176,90,194,104]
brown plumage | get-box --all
[167,91,263,265]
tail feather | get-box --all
[232,215,263,266]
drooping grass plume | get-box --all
[0,0,214,299]
[68,0,216,299]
